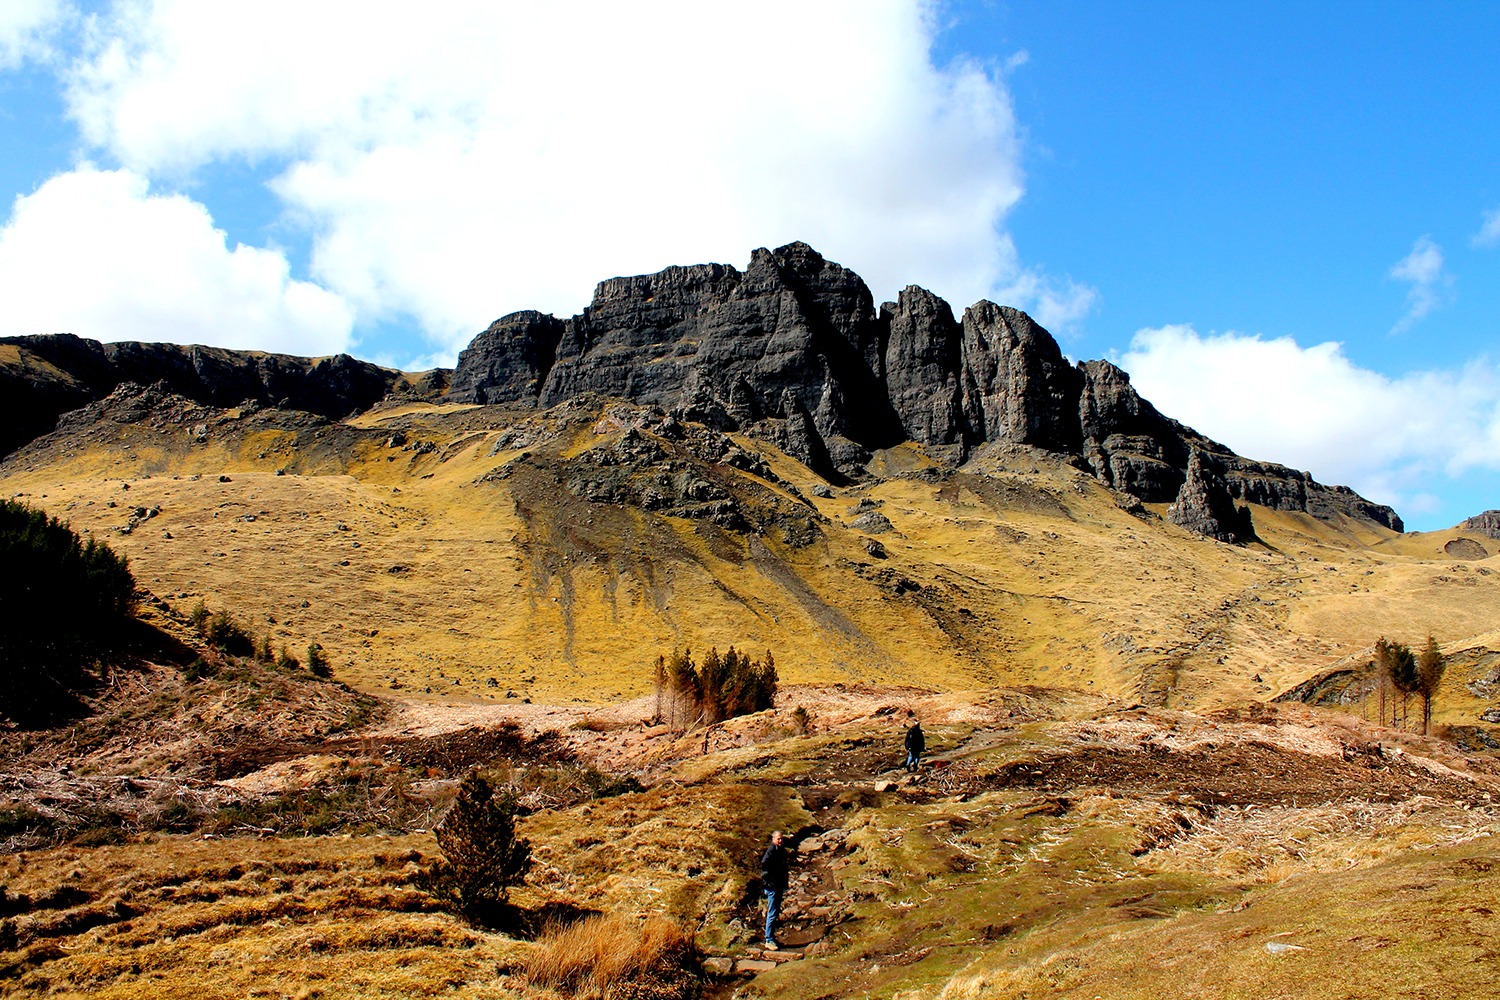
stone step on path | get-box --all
[704,944,806,977]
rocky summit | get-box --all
[3,243,1398,537]
[450,243,1398,533]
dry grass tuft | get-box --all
[526,913,701,998]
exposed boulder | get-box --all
[1445,537,1489,560]
[1167,451,1253,542]
[850,511,894,534]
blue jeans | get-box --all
[906,749,920,771]
[764,886,782,943]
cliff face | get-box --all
[0,242,1404,535]
[0,334,409,457]
[451,242,1403,533]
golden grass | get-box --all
[342,402,480,428]
[3,691,1497,999]
[4,394,1500,723]
[525,913,699,998]
[0,834,529,998]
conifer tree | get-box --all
[1417,635,1446,735]
[423,771,532,922]
[1372,637,1392,725]
[651,653,667,724]
[699,647,728,724]
[0,499,136,719]
[1388,641,1419,730]
[664,647,699,729]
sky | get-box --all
[1,1,1498,530]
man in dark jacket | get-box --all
[760,830,789,949]
[904,719,925,772]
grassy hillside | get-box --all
[4,393,1499,730]
[2,380,1498,996]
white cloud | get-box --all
[1117,324,1500,516]
[60,0,1083,362]
[0,165,353,354]
[1388,235,1453,333]
[995,247,1097,334]
[1475,206,1500,248]
[0,0,71,69]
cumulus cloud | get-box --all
[994,247,1097,333]
[0,0,71,69]
[1117,325,1500,516]
[58,0,1082,362]
[1475,206,1500,248]
[1388,235,1453,333]
[0,165,353,354]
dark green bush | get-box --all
[420,771,532,924]
[203,610,254,656]
[182,656,216,681]
[306,642,331,678]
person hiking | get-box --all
[760,830,790,949]
[904,718,925,772]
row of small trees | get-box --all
[1370,635,1446,734]
[0,499,137,655]
[651,646,777,730]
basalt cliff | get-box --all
[2,242,1399,537]
[448,242,1399,536]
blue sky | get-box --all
[1,1,1498,530]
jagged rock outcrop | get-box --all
[1,243,1404,538]
[0,333,410,456]
[445,242,1401,537]
[1460,511,1500,540]
[1167,451,1252,542]
[881,286,965,446]
[449,311,562,405]
[1077,359,1189,500]
[454,244,905,475]
[961,302,1083,453]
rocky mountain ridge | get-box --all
[450,242,1399,533]
[0,334,437,458]
[3,243,1401,536]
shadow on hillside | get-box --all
[0,669,93,729]
[0,618,197,730]
[471,899,603,940]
